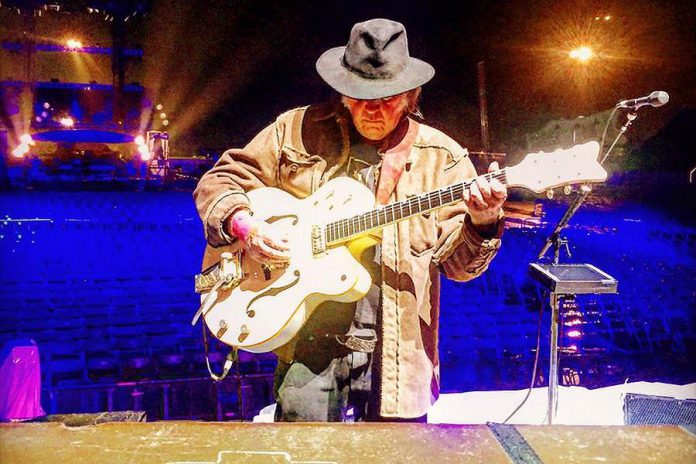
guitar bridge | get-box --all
[194,251,243,293]
[311,224,326,255]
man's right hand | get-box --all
[226,210,291,266]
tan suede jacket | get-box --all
[193,101,503,418]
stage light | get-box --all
[43,102,50,109]
[162,119,170,126]
[138,144,151,161]
[66,39,82,50]
[12,144,29,158]
[569,46,593,63]
[20,134,35,146]
[604,15,611,21]
[134,135,145,146]
[36,117,42,123]
[59,117,75,128]
[159,112,167,119]
[41,111,48,118]
[567,330,582,338]
[155,104,163,111]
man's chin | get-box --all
[358,128,388,141]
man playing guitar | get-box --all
[194,18,506,422]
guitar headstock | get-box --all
[505,141,607,193]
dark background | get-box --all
[132,0,696,162]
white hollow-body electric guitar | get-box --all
[194,141,607,353]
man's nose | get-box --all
[364,99,382,112]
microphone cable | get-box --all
[598,107,622,166]
[502,290,545,424]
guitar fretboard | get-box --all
[325,169,508,244]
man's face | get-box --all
[342,92,413,142]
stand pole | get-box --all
[548,292,560,424]
[534,108,641,423]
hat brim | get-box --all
[316,47,435,100]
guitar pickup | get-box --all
[311,224,327,255]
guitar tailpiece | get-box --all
[191,252,243,327]
[194,251,242,294]
[191,277,227,326]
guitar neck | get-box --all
[323,140,608,246]
[325,169,509,245]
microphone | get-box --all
[616,91,669,109]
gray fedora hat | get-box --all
[316,18,435,100]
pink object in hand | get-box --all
[230,209,258,241]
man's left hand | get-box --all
[463,161,507,228]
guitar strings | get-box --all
[327,171,508,242]
[326,170,508,243]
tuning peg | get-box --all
[546,189,554,200]
[564,185,572,195]
[580,184,592,193]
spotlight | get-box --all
[569,46,593,63]
[134,135,145,146]
[138,144,151,161]
[12,144,29,158]
[43,102,50,109]
[59,117,75,128]
[162,119,169,126]
[66,39,82,50]
[155,104,163,111]
[20,133,35,145]
[159,112,167,119]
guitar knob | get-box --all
[564,185,572,195]
[238,324,250,343]
[216,319,228,339]
[546,189,554,200]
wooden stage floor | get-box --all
[1,421,695,463]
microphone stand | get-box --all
[537,110,637,263]
[535,109,637,425]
